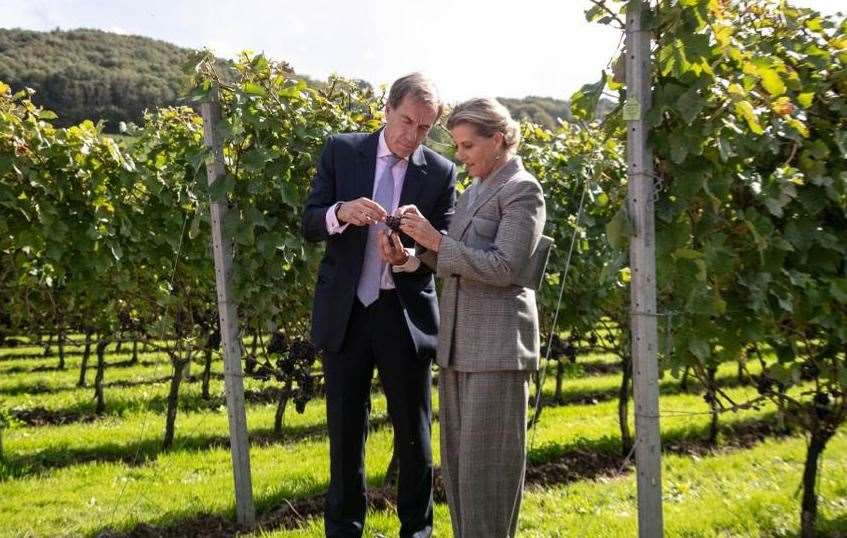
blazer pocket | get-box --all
[471,216,498,237]
[466,216,499,249]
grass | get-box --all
[0,339,845,537]
[261,433,847,537]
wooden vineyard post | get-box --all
[625,1,664,536]
[200,83,256,528]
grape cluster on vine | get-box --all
[253,333,321,414]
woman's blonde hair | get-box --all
[446,97,521,154]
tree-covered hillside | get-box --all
[0,28,195,131]
[0,28,605,132]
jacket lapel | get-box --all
[356,130,381,200]
[352,130,381,252]
[398,145,427,208]
[448,189,473,239]
[451,157,522,239]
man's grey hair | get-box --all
[387,72,444,120]
[446,97,521,154]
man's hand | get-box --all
[378,230,409,265]
[398,205,442,252]
[337,198,387,226]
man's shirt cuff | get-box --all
[325,202,350,235]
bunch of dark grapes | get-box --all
[542,333,578,364]
[543,333,564,357]
[254,360,274,380]
[565,331,582,363]
[289,340,317,367]
[267,332,289,355]
[813,392,831,419]
[800,361,820,381]
[208,329,221,350]
[245,354,258,374]
[385,215,402,233]
[756,375,787,397]
[563,342,577,363]
[755,375,773,395]
[248,332,285,381]
[263,336,321,414]
[295,375,315,413]
[117,309,132,327]
[290,340,320,413]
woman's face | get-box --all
[450,122,504,179]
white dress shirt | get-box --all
[324,130,419,287]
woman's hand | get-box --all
[398,205,442,252]
[378,230,409,265]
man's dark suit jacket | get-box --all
[301,129,457,358]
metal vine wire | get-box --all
[528,174,591,451]
[108,212,191,521]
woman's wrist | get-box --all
[430,232,442,252]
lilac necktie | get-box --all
[357,154,399,306]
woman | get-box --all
[395,97,546,537]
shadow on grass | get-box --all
[6,382,310,427]
[0,350,85,362]
[535,365,753,407]
[7,359,750,429]
[0,373,172,398]
[0,346,160,361]
[817,512,847,538]
[91,414,785,537]
[526,412,782,479]
[579,360,621,375]
[0,359,162,376]
[1,364,69,374]
[0,411,395,481]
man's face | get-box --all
[383,95,439,158]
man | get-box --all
[301,73,456,538]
